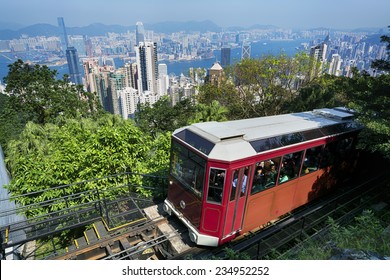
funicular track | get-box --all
[0,172,168,260]
[171,172,390,260]
[50,215,169,260]
[48,205,191,260]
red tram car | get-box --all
[163,108,362,246]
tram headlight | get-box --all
[163,203,172,215]
[189,231,197,244]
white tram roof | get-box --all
[173,108,360,161]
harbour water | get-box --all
[0,39,308,82]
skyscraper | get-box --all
[58,17,83,85]
[221,47,231,68]
[83,59,100,93]
[158,63,169,96]
[309,42,328,78]
[66,47,82,85]
[135,41,158,94]
[57,17,69,53]
[328,54,342,76]
[136,22,145,46]
[108,71,126,115]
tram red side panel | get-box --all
[223,205,234,237]
[201,205,223,234]
[292,170,325,208]
[271,180,298,218]
[242,171,321,234]
[242,190,274,233]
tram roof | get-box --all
[173,108,361,160]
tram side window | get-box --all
[278,151,304,184]
[230,169,240,201]
[338,137,354,158]
[230,167,250,200]
[301,146,323,176]
[207,168,226,204]
[251,157,281,195]
[320,141,339,168]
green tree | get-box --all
[135,96,197,136]
[0,93,30,148]
[191,100,228,123]
[0,60,102,151]
[345,71,390,158]
[3,59,101,124]
[197,53,313,119]
[286,74,348,112]
[5,114,171,216]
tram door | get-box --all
[223,166,250,237]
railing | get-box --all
[0,171,168,250]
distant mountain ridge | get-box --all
[0,21,386,40]
[0,20,222,40]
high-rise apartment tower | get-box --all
[135,41,158,94]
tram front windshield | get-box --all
[170,141,206,198]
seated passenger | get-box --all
[303,155,319,173]
[279,170,289,183]
[254,166,265,186]
[268,164,277,183]
[251,166,265,194]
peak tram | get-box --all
[163,108,362,246]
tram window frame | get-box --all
[207,168,226,204]
[338,137,354,158]
[230,166,251,201]
[170,141,206,198]
[300,145,323,176]
[320,141,339,168]
[278,151,304,185]
[175,129,215,155]
[230,169,240,201]
[251,156,281,195]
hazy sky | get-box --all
[1,0,389,29]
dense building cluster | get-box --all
[0,19,387,119]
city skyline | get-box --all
[1,0,389,30]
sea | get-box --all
[0,39,308,84]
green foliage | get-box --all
[286,74,348,112]
[191,100,228,123]
[223,248,251,260]
[343,72,390,158]
[0,60,102,149]
[197,52,313,119]
[281,239,332,260]
[328,210,390,256]
[204,247,251,260]
[135,96,197,136]
[5,114,170,216]
[0,93,29,148]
